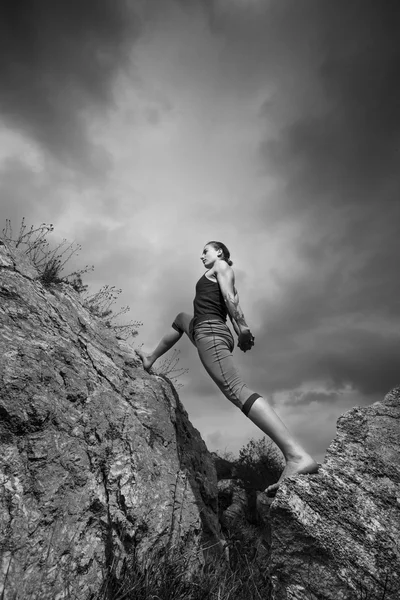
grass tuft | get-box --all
[95,543,272,600]
[2,218,141,339]
[153,349,189,389]
[83,284,142,340]
[2,217,93,287]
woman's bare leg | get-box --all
[135,327,181,371]
[247,397,319,495]
[135,313,193,371]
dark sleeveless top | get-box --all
[192,273,228,330]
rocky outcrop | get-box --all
[268,387,400,600]
[218,479,248,528]
[0,240,222,599]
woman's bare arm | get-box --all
[228,312,241,337]
[215,262,254,351]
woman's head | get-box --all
[202,241,233,267]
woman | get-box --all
[136,241,318,495]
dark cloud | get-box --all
[236,2,400,398]
[0,0,140,173]
[249,313,400,398]
[263,3,400,211]
[315,330,400,396]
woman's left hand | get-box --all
[238,330,255,352]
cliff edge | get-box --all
[0,239,222,599]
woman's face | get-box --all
[201,245,220,269]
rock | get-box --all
[218,479,248,527]
[216,477,271,576]
[0,239,39,280]
[0,240,222,599]
[268,387,400,600]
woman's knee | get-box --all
[172,312,194,342]
[175,312,187,323]
[173,312,189,330]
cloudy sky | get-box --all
[1,0,399,462]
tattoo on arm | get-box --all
[225,292,249,330]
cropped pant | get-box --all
[172,312,260,416]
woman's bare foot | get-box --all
[265,454,319,497]
[135,349,155,371]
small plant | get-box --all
[2,218,141,340]
[84,285,142,340]
[2,218,93,287]
[96,543,271,600]
[84,285,124,319]
[154,349,188,388]
[236,436,284,493]
[39,257,62,285]
[66,271,89,294]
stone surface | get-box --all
[0,239,39,280]
[218,479,248,527]
[0,242,222,599]
[268,388,400,600]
